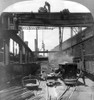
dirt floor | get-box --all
[0,77,94,100]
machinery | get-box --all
[58,63,77,85]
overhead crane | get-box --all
[1,12,93,27]
[0,10,94,64]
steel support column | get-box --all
[30,53,34,62]
[25,50,27,63]
[36,28,38,51]
[71,27,74,37]
[19,45,23,64]
[59,27,62,51]
[28,52,30,63]
[4,38,10,65]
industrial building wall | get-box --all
[49,26,94,76]
[0,63,41,86]
[63,26,94,75]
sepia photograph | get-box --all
[0,0,94,100]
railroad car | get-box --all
[59,63,77,85]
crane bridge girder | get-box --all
[1,12,94,28]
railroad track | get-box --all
[0,86,34,100]
[0,81,77,100]
[58,86,77,100]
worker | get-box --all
[77,69,86,85]
[42,71,47,81]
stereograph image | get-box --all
[0,0,94,100]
